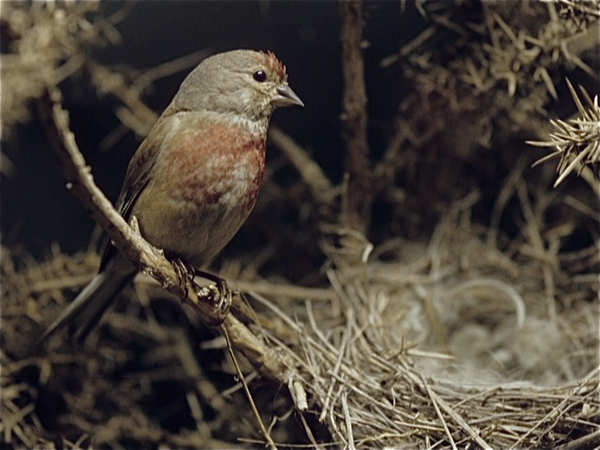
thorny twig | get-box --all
[530,79,600,188]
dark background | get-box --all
[2,1,425,258]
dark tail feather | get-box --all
[40,266,136,344]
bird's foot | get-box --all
[195,269,235,325]
[169,259,234,324]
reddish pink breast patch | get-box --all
[166,121,266,213]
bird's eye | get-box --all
[253,70,267,82]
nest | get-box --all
[243,192,599,448]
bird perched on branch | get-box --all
[42,49,303,342]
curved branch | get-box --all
[37,86,294,382]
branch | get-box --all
[37,86,294,382]
[340,0,372,234]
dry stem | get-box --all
[340,0,372,234]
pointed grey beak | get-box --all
[273,85,304,108]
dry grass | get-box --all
[2,189,598,447]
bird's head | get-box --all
[170,49,303,134]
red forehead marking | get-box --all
[256,51,288,82]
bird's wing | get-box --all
[98,114,175,271]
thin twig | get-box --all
[420,376,458,450]
[222,324,277,450]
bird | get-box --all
[41,49,303,343]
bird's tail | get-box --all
[40,264,136,344]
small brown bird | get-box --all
[42,50,303,342]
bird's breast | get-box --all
[170,121,267,212]
[132,114,268,265]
